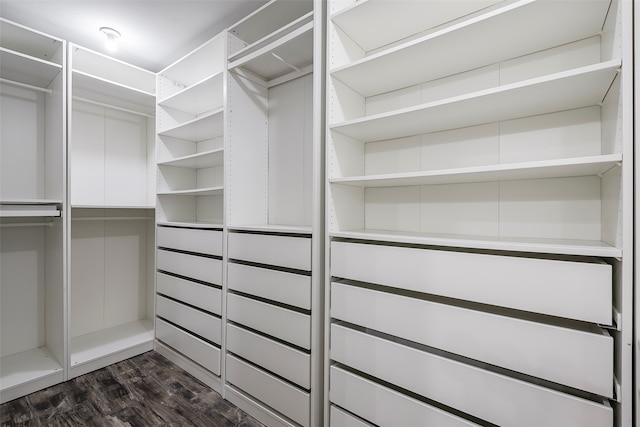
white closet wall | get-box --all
[0,18,66,403]
[225,1,324,426]
[68,44,156,378]
[326,0,632,426]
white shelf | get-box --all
[0,48,62,88]
[158,107,224,141]
[0,17,63,64]
[229,21,314,83]
[158,73,223,115]
[159,149,224,169]
[0,205,60,217]
[157,221,223,229]
[330,229,622,259]
[331,60,621,142]
[0,347,63,391]
[330,0,499,53]
[229,224,313,235]
[72,70,155,113]
[331,0,611,97]
[69,320,154,367]
[331,154,622,188]
[157,186,223,197]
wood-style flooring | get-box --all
[1,351,265,427]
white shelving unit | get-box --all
[154,32,227,392]
[0,18,66,403]
[327,0,633,426]
[225,1,324,426]
[67,45,156,379]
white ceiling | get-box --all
[0,0,268,72]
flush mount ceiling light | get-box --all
[100,27,121,52]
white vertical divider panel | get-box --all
[635,4,640,426]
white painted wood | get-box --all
[156,186,223,197]
[157,149,224,170]
[158,73,224,115]
[155,341,222,391]
[227,262,311,310]
[157,108,224,141]
[227,324,310,388]
[0,348,64,403]
[157,273,221,315]
[155,319,221,375]
[226,355,310,427]
[0,17,64,65]
[332,282,613,396]
[331,324,613,427]
[72,71,155,115]
[157,226,222,256]
[156,249,222,285]
[330,241,611,324]
[227,293,310,349]
[0,49,61,89]
[156,296,221,344]
[225,385,301,427]
[0,204,60,217]
[228,232,311,271]
[331,60,620,142]
[330,406,375,427]
[330,368,479,427]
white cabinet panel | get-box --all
[156,296,221,345]
[227,262,311,310]
[156,249,222,285]
[157,226,222,256]
[331,324,612,427]
[227,293,310,349]
[330,367,479,427]
[330,406,374,427]
[156,273,221,316]
[228,232,311,271]
[330,241,611,324]
[226,355,310,427]
[227,324,310,389]
[156,319,220,375]
[331,282,613,397]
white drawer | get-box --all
[226,354,310,427]
[331,282,612,397]
[330,406,375,427]
[228,232,311,271]
[157,296,221,345]
[331,241,611,324]
[157,226,222,256]
[330,367,478,427]
[157,272,221,315]
[157,249,222,285]
[227,293,310,349]
[156,319,220,375]
[331,324,612,427]
[227,262,311,310]
[227,324,310,389]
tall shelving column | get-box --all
[154,32,226,392]
[225,0,324,426]
[326,0,632,426]
[67,44,156,378]
[0,18,67,403]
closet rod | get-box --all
[0,78,53,94]
[73,96,155,118]
[72,216,152,221]
[0,221,53,228]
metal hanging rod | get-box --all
[0,221,54,228]
[0,78,53,95]
[73,96,155,119]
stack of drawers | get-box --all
[226,231,313,427]
[155,226,224,376]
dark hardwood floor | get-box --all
[1,351,264,427]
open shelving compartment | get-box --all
[327,0,633,426]
[67,44,156,378]
[156,33,226,228]
[0,18,67,403]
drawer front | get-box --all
[330,367,478,427]
[226,355,310,427]
[157,296,221,345]
[227,262,311,310]
[330,406,375,427]
[331,324,612,427]
[157,272,221,315]
[331,282,612,397]
[157,226,222,256]
[156,319,220,375]
[227,324,310,389]
[157,249,222,285]
[228,232,311,271]
[331,241,611,324]
[227,294,310,349]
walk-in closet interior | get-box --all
[0,1,637,426]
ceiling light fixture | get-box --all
[100,27,121,52]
